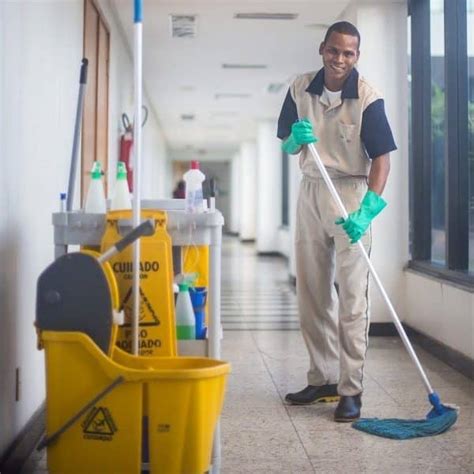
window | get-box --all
[430,0,445,265]
[410,0,473,287]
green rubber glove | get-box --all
[335,190,387,244]
[282,119,318,154]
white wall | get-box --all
[238,141,257,240]
[256,121,282,253]
[405,274,474,359]
[0,1,84,456]
[0,1,169,457]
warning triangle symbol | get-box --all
[120,287,160,327]
[82,407,117,435]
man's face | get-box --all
[319,31,360,89]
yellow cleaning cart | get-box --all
[46,204,228,472]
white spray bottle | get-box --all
[111,161,132,210]
[84,161,106,213]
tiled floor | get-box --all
[23,237,473,473]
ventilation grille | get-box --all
[170,15,197,38]
[181,114,195,121]
[234,13,297,20]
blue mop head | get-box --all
[352,392,459,440]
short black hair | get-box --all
[323,21,361,49]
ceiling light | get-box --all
[222,64,267,69]
[210,111,238,117]
[234,13,297,20]
[215,93,251,99]
[170,15,197,38]
[305,23,330,29]
[208,124,232,129]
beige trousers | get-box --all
[295,176,371,396]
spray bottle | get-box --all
[84,161,106,213]
[111,161,132,210]
[183,160,205,213]
[175,282,195,340]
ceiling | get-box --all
[111,0,354,160]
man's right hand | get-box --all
[282,118,318,154]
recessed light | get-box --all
[234,13,297,20]
[215,93,251,99]
[305,23,330,29]
[210,111,238,117]
[222,64,267,69]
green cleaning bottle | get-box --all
[175,283,195,340]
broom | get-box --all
[306,141,459,440]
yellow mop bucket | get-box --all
[40,331,230,474]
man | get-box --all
[277,21,396,421]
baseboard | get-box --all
[0,402,45,474]
[369,322,399,337]
[369,322,473,380]
[404,324,474,380]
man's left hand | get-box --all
[335,190,387,244]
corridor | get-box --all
[22,237,473,473]
[218,238,473,473]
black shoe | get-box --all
[285,384,339,405]
[334,394,362,422]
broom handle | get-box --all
[307,142,434,395]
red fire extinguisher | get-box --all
[120,107,148,192]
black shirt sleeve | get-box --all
[277,88,298,140]
[360,99,397,159]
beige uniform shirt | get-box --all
[277,68,397,179]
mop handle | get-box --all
[307,142,434,395]
[98,219,154,264]
[66,58,88,212]
[132,0,143,355]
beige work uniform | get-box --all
[278,69,396,396]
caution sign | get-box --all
[82,407,117,441]
[120,286,160,327]
[101,210,177,357]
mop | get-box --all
[306,141,459,440]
